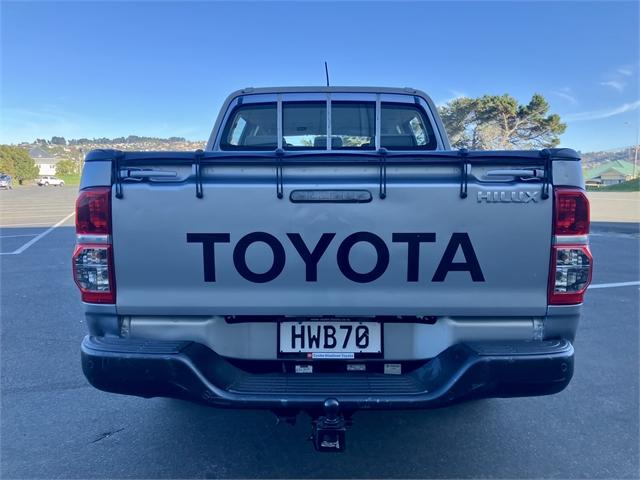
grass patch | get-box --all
[588,178,639,192]
[58,174,81,186]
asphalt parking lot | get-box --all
[0,186,77,255]
[1,186,638,479]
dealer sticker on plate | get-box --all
[279,320,382,357]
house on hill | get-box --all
[584,160,636,187]
[29,146,60,176]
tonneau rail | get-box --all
[83,147,580,201]
[85,147,580,163]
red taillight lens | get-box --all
[548,245,593,305]
[72,244,116,303]
[554,188,590,235]
[76,187,111,235]
[74,187,114,303]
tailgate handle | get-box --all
[485,169,543,180]
[290,189,372,203]
[120,168,178,180]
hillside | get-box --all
[580,146,638,170]
[9,137,639,171]
[25,136,205,159]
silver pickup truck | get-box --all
[75,87,592,451]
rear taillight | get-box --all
[554,188,590,235]
[549,187,592,305]
[76,187,111,234]
[73,187,115,303]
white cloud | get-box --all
[436,90,468,107]
[0,107,85,143]
[600,64,636,92]
[617,66,633,77]
[0,106,209,144]
[551,87,578,105]
[600,80,627,92]
[564,100,640,122]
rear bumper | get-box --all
[81,336,574,411]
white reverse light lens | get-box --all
[74,247,111,292]
[554,247,591,293]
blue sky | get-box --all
[1,1,638,152]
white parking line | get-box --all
[0,209,76,214]
[0,214,75,220]
[0,212,75,255]
[1,207,73,210]
[0,221,71,227]
[1,205,75,209]
[0,233,40,239]
[589,281,640,289]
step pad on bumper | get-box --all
[228,373,424,395]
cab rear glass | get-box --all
[331,102,375,149]
[381,103,437,150]
[220,103,277,150]
[283,102,327,149]
[220,99,437,150]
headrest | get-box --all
[313,136,343,148]
[380,135,417,148]
[243,136,277,147]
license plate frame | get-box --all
[277,318,383,359]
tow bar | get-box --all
[311,398,346,452]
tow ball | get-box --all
[311,398,346,452]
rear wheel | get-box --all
[44,182,49,186]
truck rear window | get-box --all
[381,103,436,150]
[283,101,375,150]
[331,102,375,149]
[221,103,277,150]
[283,102,327,149]
[220,99,437,150]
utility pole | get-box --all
[634,126,638,179]
[624,121,639,179]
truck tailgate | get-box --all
[112,162,552,316]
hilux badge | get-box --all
[477,191,540,203]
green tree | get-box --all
[0,146,17,177]
[0,146,39,184]
[51,136,67,145]
[439,94,566,150]
[438,97,477,148]
[55,158,79,176]
[15,148,39,183]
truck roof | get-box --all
[223,86,438,109]
[231,86,431,96]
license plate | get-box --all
[279,320,382,358]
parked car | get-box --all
[0,174,12,189]
[74,87,592,452]
[37,176,65,187]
